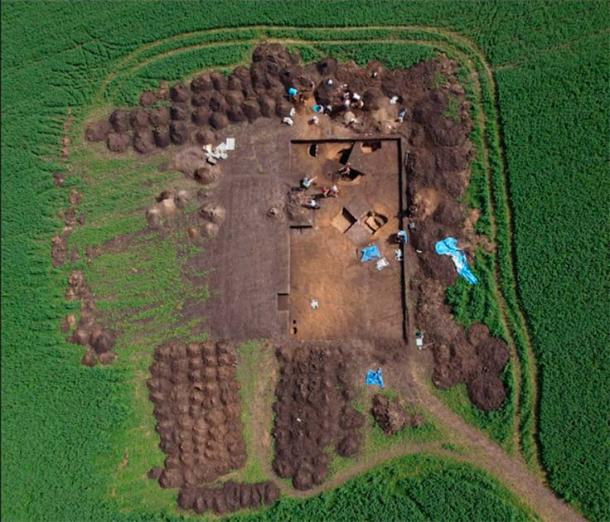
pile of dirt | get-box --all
[178,481,279,515]
[51,188,83,267]
[86,44,471,155]
[65,270,116,366]
[394,58,509,411]
[272,342,365,490]
[145,188,191,229]
[148,341,246,490]
[371,394,422,434]
[413,279,508,410]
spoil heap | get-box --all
[148,341,246,487]
[272,343,365,490]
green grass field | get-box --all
[2,1,608,521]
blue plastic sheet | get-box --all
[288,87,298,97]
[361,244,382,262]
[313,104,323,113]
[435,237,478,285]
[366,368,385,388]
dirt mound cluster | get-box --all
[371,394,422,434]
[86,43,467,155]
[392,59,509,411]
[413,279,508,410]
[51,188,83,267]
[178,481,279,515]
[272,343,365,490]
[65,270,116,366]
[148,340,246,489]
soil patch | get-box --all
[371,394,422,434]
[65,270,116,366]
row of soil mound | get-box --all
[178,481,279,515]
[272,343,365,490]
[400,59,509,411]
[85,42,455,153]
[65,270,116,366]
[147,341,246,489]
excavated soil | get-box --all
[65,270,116,366]
[178,481,279,515]
[371,394,422,434]
[147,341,247,489]
[272,342,366,490]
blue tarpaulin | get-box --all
[435,237,479,285]
[366,368,385,388]
[361,244,382,262]
[288,87,298,97]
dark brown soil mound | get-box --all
[468,323,490,346]
[170,121,189,144]
[153,128,170,148]
[193,129,215,146]
[191,73,212,92]
[209,112,229,130]
[106,132,130,152]
[149,107,170,127]
[227,105,246,123]
[242,99,261,122]
[170,103,190,121]
[258,95,276,117]
[210,71,228,91]
[139,90,157,107]
[468,373,506,410]
[371,394,409,434]
[130,109,150,130]
[272,343,363,490]
[109,109,131,133]
[178,481,279,515]
[85,120,111,142]
[477,337,510,374]
[191,107,210,126]
[194,167,219,185]
[133,130,155,154]
[170,83,190,102]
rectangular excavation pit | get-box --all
[332,207,358,233]
[288,137,407,341]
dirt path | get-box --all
[409,363,584,522]
[278,441,444,498]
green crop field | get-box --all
[2,1,608,521]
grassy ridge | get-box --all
[3,2,608,521]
